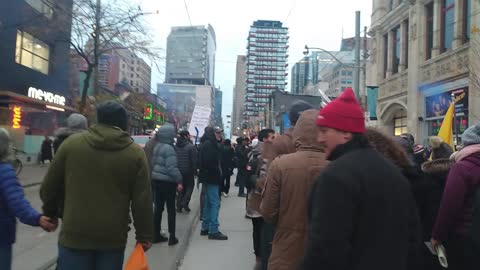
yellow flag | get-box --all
[437,102,455,149]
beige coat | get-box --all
[261,109,328,270]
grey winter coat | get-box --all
[151,124,182,184]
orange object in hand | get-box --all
[125,244,150,270]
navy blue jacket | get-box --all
[0,163,40,244]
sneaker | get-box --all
[153,235,168,243]
[177,207,183,213]
[222,192,228,198]
[200,230,209,236]
[184,206,191,212]
[208,232,228,240]
[168,236,179,246]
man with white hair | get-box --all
[0,128,57,270]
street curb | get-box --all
[22,182,42,188]
[172,196,201,270]
[35,257,57,270]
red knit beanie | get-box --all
[316,88,365,133]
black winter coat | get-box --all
[175,137,197,176]
[221,145,235,174]
[198,138,222,185]
[300,138,422,270]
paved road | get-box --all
[179,188,256,270]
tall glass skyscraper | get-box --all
[165,25,216,86]
[245,20,289,123]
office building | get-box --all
[165,25,216,86]
[231,55,247,135]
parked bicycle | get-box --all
[11,147,25,176]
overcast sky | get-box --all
[139,0,372,134]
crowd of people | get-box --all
[1,89,480,269]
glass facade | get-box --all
[392,26,401,74]
[25,0,53,19]
[463,0,471,42]
[15,30,50,75]
[426,3,434,60]
[393,110,408,136]
[441,0,455,52]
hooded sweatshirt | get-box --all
[40,124,153,249]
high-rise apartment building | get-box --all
[245,20,288,123]
[165,25,216,86]
[291,59,309,94]
[231,55,247,134]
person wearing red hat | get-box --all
[300,88,421,270]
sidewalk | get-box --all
[178,187,256,270]
[13,183,202,270]
[18,164,48,187]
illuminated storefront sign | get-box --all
[12,106,22,129]
[144,104,153,120]
[28,87,66,106]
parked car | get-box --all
[132,135,151,148]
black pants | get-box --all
[261,222,275,270]
[238,171,248,195]
[153,181,177,237]
[444,235,480,270]
[252,217,264,257]
[177,173,194,209]
[222,170,232,194]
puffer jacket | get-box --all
[0,163,40,244]
[151,124,182,184]
[175,136,197,176]
[260,110,328,270]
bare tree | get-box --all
[65,0,162,113]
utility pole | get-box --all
[354,11,361,99]
[362,26,368,110]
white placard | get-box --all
[188,106,211,139]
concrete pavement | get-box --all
[178,187,256,270]
[13,163,202,270]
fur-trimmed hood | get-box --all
[421,158,454,175]
[54,127,86,139]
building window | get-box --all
[394,110,408,136]
[405,20,409,69]
[463,0,471,43]
[25,0,53,18]
[383,33,388,78]
[441,0,455,52]
[15,30,50,75]
[130,80,133,86]
[426,2,434,60]
[392,26,401,74]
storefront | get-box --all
[423,78,469,145]
[0,88,76,160]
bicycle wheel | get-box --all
[13,159,23,176]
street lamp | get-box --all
[304,45,361,99]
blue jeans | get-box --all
[201,184,221,234]
[0,244,12,270]
[58,245,125,270]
